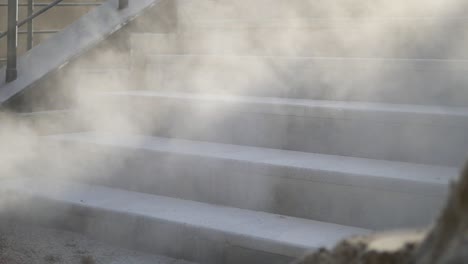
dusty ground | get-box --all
[0,222,195,264]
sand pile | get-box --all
[294,161,468,264]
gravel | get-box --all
[0,221,195,264]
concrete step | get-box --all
[132,55,468,107]
[94,91,468,167]
[175,17,468,30]
[39,132,457,229]
[0,177,369,264]
[15,110,85,135]
[175,0,468,23]
[131,19,468,58]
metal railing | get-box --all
[0,2,102,7]
[1,0,129,83]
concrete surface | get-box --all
[40,132,457,229]
[16,109,85,135]
[135,54,468,106]
[0,177,369,264]
[173,0,468,21]
[95,91,468,166]
[130,21,468,58]
[0,0,103,59]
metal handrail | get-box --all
[26,0,33,50]
[0,30,60,35]
[0,0,65,39]
[0,2,102,7]
[5,0,17,82]
[2,0,129,82]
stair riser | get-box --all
[1,194,293,264]
[175,0,468,21]
[131,23,468,58]
[90,96,468,167]
[37,141,449,229]
[16,111,85,135]
[133,56,468,106]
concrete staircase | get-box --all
[2,0,468,263]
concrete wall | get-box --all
[0,0,103,59]
[4,0,177,111]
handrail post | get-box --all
[118,0,128,9]
[27,0,34,50]
[6,0,18,83]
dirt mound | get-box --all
[294,161,468,264]
[293,231,423,264]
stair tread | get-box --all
[17,109,75,116]
[48,132,458,195]
[143,53,468,62]
[175,17,468,30]
[0,177,369,257]
[103,90,468,118]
